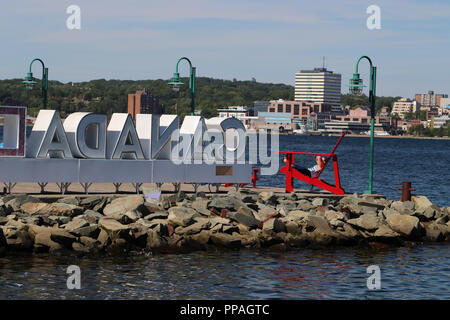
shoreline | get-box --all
[330,134,450,140]
[1,189,448,257]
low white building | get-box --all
[217,106,257,127]
[432,115,450,128]
[391,98,418,119]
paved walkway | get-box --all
[0,182,386,199]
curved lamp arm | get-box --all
[24,58,49,108]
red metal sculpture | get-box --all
[279,130,348,195]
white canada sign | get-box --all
[0,107,279,186]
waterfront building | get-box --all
[439,97,450,108]
[392,98,418,119]
[321,120,385,135]
[253,101,271,115]
[432,115,450,129]
[397,119,422,132]
[250,112,296,132]
[380,107,390,117]
[335,107,396,132]
[127,89,163,120]
[218,106,248,119]
[266,99,332,121]
[217,106,257,127]
[415,90,448,108]
[294,67,342,112]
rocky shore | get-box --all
[0,189,449,256]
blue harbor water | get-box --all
[0,244,449,299]
[0,132,449,299]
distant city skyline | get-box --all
[0,0,449,99]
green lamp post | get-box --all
[348,55,377,194]
[168,57,196,115]
[23,58,49,109]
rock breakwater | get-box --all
[0,190,449,256]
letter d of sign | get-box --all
[63,112,107,158]
[26,110,73,158]
[106,113,144,160]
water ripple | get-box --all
[1,244,449,299]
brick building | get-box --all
[267,99,332,121]
[415,90,448,108]
[127,89,164,119]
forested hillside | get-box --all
[0,77,397,118]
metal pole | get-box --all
[28,58,48,109]
[175,57,196,116]
[366,65,376,194]
[354,56,376,195]
[190,66,196,116]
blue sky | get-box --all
[1,0,449,98]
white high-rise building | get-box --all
[295,68,342,112]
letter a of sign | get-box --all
[26,110,73,158]
[107,113,144,160]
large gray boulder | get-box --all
[64,218,89,232]
[258,191,278,204]
[98,218,131,241]
[324,210,349,222]
[373,224,400,239]
[226,212,261,228]
[103,195,148,217]
[144,211,169,221]
[347,213,382,231]
[3,228,33,251]
[146,229,168,251]
[286,210,313,221]
[411,196,433,211]
[5,194,40,212]
[76,210,104,224]
[167,207,199,227]
[191,199,213,216]
[210,233,241,249]
[262,218,287,233]
[70,224,100,238]
[423,223,445,242]
[50,229,77,248]
[297,199,314,211]
[20,202,49,215]
[57,196,80,206]
[390,201,415,215]
[29,203,84,217]
[312,198,329,207]
[175,220,211,235]
[416,205,440,221]
[257,204,278,220]
[207,196,247,212]
[386,214,422,238]
[79,196,104,209]
[34,231,63,253]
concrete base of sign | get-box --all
[0,158,252,184]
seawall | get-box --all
[1,189,449,256]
